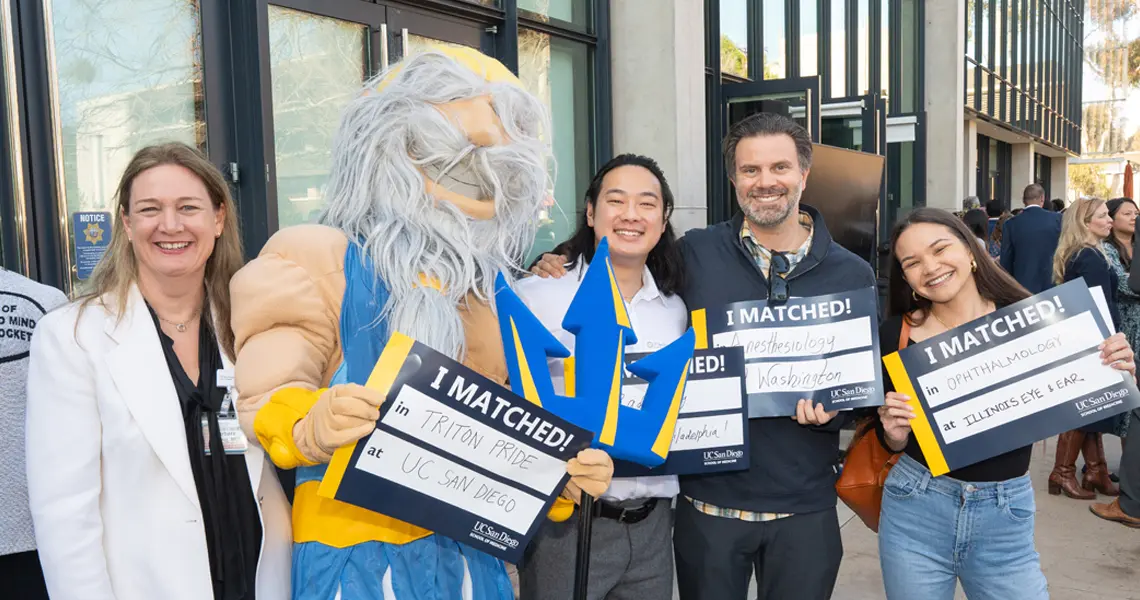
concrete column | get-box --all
[924,1,966,211]
[964,120,978,197]
[1051,156,1069,204]
[609,0,707,234]
[1010,142,1036,208]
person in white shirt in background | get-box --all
[514,153,687,600]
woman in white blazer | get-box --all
[25,143,291,600]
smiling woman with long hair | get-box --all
[1103,198,1138,440]
[24,143,291,600]
[1049,198,1126,499]
[875,207,1135,599]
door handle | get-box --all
[380,23,389,71]
[401,27,409,57]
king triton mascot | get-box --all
[230,47,614,600]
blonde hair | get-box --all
[1053,197,1106,284]
[78,142,245,360]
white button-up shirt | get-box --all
[514,261,688,502]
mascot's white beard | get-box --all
[319,51,554,361]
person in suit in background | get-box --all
[25,143,292,600]
[1000,183,1063,294]
[1051,198,1067,212]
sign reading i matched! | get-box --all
[612,347,749,477]
[883,279,1140,477]
[318,332,591,563]
[700,287,884,418]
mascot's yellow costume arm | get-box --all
[231,224,348,467]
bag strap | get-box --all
[851,316,913,445]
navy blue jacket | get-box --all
[677,205,877,514]
[1065,246,1120,329]
[1000,206,1062,294]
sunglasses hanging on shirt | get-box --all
[768,251,790,304]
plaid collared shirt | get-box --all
[693,212,816,524]
[740,211,815,277]
[685,496,794,522]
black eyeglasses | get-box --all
[768,251,790,304]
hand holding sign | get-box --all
[793,399,838,425]
[1100,332,1137,378]
[304,384,386,460]
[877,392,915,451]
[563,448,614,504]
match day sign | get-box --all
[883,279,1140,477]
[610,347,749,477]
[318,332,591,563]
[697,287,884,418]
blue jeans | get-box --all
[879,454,1048,600]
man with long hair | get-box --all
[515,154,686,599]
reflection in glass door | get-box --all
[45,0,205,291]
[267,5,372,228]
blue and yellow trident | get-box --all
[494,238,696,467]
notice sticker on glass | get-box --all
[73,212,112,280]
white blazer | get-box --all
[25,285,292,600]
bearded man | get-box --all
[230,47,613,600]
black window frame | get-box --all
[967,0,1082,155]
[4,0,612,291]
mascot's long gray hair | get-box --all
[319,50,554,360]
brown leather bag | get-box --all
[835,319,909,533]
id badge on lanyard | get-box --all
[203,368,248,455]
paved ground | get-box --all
[512,435,1139,599]
[831,435,1138,600]
[675,435,1139,599]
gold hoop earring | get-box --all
[971,260,977,272]
[912,290,921,302]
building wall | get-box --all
[610,0,707,236]
[953,0,1084,214]
[925,0,965,212]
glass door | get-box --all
[42,0,207,291]
[265,1,381,229]
[714,77,821,221]
[384,3,485,59]
[721,76,822,144]
[263,1,486,230]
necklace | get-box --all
[158,307,201,333]
[929,310,955,331]
[929,303,991,332]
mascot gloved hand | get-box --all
[548,449,614,522]
[230,45,614,600]
[301,384,385,462]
